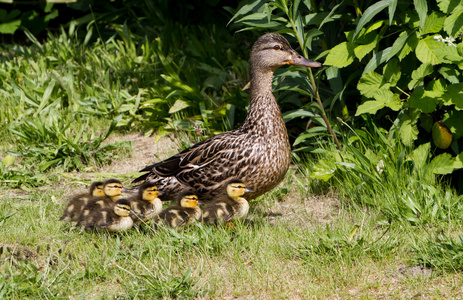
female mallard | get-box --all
[60,181,104,222]
[134,33,321,201]
[201,178,252,224]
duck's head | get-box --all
[178,191,199,208]
[113,199,133,217]
[139,181,160,202]
[226,178,253,199]
[250,33,322,72]
[90,181,105,197]
[103,179,124,199]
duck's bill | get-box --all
[289,51,322,68]
[245,188,254,193]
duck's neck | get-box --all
[242,68,283,129]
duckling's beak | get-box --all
[245,188,253,193]
[288,50,322,68]
[197,200,204,205]
[121,187,130,192]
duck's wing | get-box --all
[134,129,247,188]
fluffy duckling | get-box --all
[201,179,252,225]
[157,191,201,228]
[77,179,124,222]
[77,199,134,232]
[60,181,105,222]
[129,181,162,224]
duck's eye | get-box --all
[273,45,281,50]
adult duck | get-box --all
[134,33,322,201]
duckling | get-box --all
[59,181,105,222]
[77,179,124,223]
[157,191,201,228]
[77,199,134,232]
[129,181,162,224]
[201,179,252,224]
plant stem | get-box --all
[285,5,343,152]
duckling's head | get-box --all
[250,33,322,73]
[113,199,133,217]
[139,181,159,202]
[226,178,252,199]
[90,181,105,197]
[178,191,199,208]
[103,179,123,199]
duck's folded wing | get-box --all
[147,130,243,177]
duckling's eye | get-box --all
[273,45,281,50]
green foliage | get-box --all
[413,233,463,271]
[229,0,463,180]
[304,117,463,224]
[0,4,58,35]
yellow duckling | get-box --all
[201,179,252,224]
[129,181,162,225]
[77,199,134,232]
[60,181,105,222]
[77,179,124,223]
[157,191,201,228]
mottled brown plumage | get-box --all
[128,181,162,225]
[60,181,104,222]
[201,179,252,224]
[77,179,124,223]
[133,33,322,201]
[156,191,201,228]
[77,199,134,232]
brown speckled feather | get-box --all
[133,33,322,201]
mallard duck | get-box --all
[59,181,104,222]
[156,191,201,228]
[77,199,134,232]
[201,179,252,224]
[77,179,124,222]
[133,33,322,201]
[128,181,162,224]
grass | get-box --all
[2,132,463,299]
[1,14,463,299]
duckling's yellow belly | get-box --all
[108,217,133,232]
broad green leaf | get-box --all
[439,66,460,83]
[354,35,380,60]
[415,36,444,65]
[0,19,20,34]
[228,1,266,24]
[414,0,427,29]
[357,71,389,97]
[324,42,355,68]
[437,0,463,13]
[429,153,455,175]
[441,83,463,109]
[388,31,409,60]
[398,115,419,146]
[419,113,434,133]
[398,31,419,60]
[388,0,398,24]
[1,155,15,167]
[433,42,462,64]
[373,89,402,111]
[168,99,190,114]
[408,63,434,89]
[355,100,385,115]
[421,11,446,34]
[412,142,430,170]
[310,165,335,181]
[353,0,389,40]
[443,110,463,138]
[409,89,438,113]
[363,47,392,74]
[382,58,401,86]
